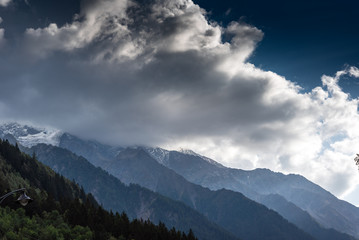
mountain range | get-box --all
[28,143,238,240]
[0,138,200,240]
[144,148,359,238]
[1,122,358,240]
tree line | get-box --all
[0,139,197,240]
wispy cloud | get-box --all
[0,0,11,7]
[0,17,5,47]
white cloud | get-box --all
[24,0,133,59]
[0,17,5,47]
[2,0,359,203]
[0,0,11,7]
[0,28,4,45]
[184,67,359,199]
[23,0,258,64]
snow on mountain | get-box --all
[178,148,225,168]
[1,122,224,169]
[0,122,62,147]
[17,130,63,147]
[144,146,225,168]
[143,147,170,165]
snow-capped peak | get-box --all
[0,122,63,147]
[143,147,170,165]
[178,148,225,168]
[145,146,225,168]
[178,148,202,157]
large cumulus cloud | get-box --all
[1,0,359,204]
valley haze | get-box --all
[0,0,359,210]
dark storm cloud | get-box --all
[0,0,310,147]
[1,0,359,200]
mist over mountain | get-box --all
[0,122,62,147]
[0,138,201,240]
[27,144,236,240]
[147,149,359,239]
[1,122,359,240]
[1,0,359,218]
[2,0,359,238]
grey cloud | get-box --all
[1,0,359,200]
[0,0,11,7]
[0,28,4,46]
[23,0,226,61]
[0,16,4,47]
[0,0,314,148]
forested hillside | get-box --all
[28,143,240,240]
[0,139,198,240]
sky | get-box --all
[0,0,359,206]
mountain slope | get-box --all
[0,122,62,147]
[149,149,359,239]
[58,132,122,167]
[259,194,356,240]
[2,123,357,240]
[49,131,357,240]
[104,147,315,240]
[0,139,199,240]
[28,143,239,240]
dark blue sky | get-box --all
[194,0,359,96]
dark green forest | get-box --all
[0,139,197,240]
